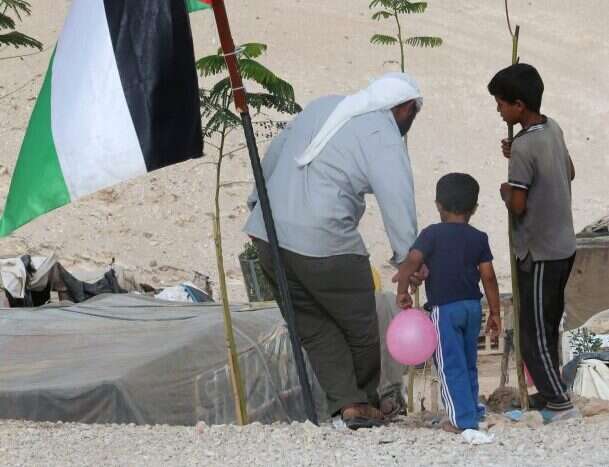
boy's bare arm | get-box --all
[500,183,527,217]
[392,249,424,309]
[479,261,502,337]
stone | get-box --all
[581,398,609,417]
[486,387,520,413]
[195,421,207,434]
[485,413,510,428]
[520,411,544,429]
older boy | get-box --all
[488,63,578,422]
[394,173,501,432]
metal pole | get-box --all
[210,0,318,424]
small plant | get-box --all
[197,42,299,305]
[369,0,442,72]
[0,1,42,52]
[570,328,603,355]
[240,241,258,260]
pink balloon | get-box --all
[387,308,438,365]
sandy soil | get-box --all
[1,0,607,302]
[0,4,608,463]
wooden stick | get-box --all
[505,19,529,410]
[407,289,421,413]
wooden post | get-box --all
[505,18,529,410]
[407,289,420,413]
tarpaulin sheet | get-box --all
[0,294,327,425]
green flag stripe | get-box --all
[186,0,211,13]
[0,53,70,237]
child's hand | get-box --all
[501,138,512,159]
[409,264,429,288]
[485,313,502,338]
[396,291,413,309]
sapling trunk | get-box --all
[212,124,249,425]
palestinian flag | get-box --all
[0,0,203,237]
[186,0,213,13]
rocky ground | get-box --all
[2,410,609,467]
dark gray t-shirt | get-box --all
[508,117,576,261]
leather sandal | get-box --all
[341,403,386,430]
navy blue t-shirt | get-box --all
[411,223,493,307]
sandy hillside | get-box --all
[0,0,608,301]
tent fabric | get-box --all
[0,294,327,425]
[0,292,405,426]
[572,359,609,400]
[564,228,609,331]
[563,351,609,389]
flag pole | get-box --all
[210,0,318,424]
[504,0,529,410]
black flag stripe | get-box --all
[103,0,203,171]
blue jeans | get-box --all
[431,300,482,430]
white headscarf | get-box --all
[295,72,423,167]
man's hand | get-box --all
[501,138,512,159]
[485,313,502,338]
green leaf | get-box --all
[214,42,267,60]
[371,10,393,21]
[237,42,267,59]
[370,34,398,46]
[0,13,16,30]
[0,1,41,51]
[369,0,394,10]
[198,43,269,77]
[198,41,300,139]
[247,92,302,115]
[196,54,226,77]
[206,77,232,101]
[0,30,42,50]
[238,59,295,101]
[1,0,33,22]
[404,36,443,48]
[202,108,241,136]
[395,1,428,14]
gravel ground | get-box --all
[2,415,609,467]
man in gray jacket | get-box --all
[245,73,422,429]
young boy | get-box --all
[394,173,501,432]
[488,63,578,422]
